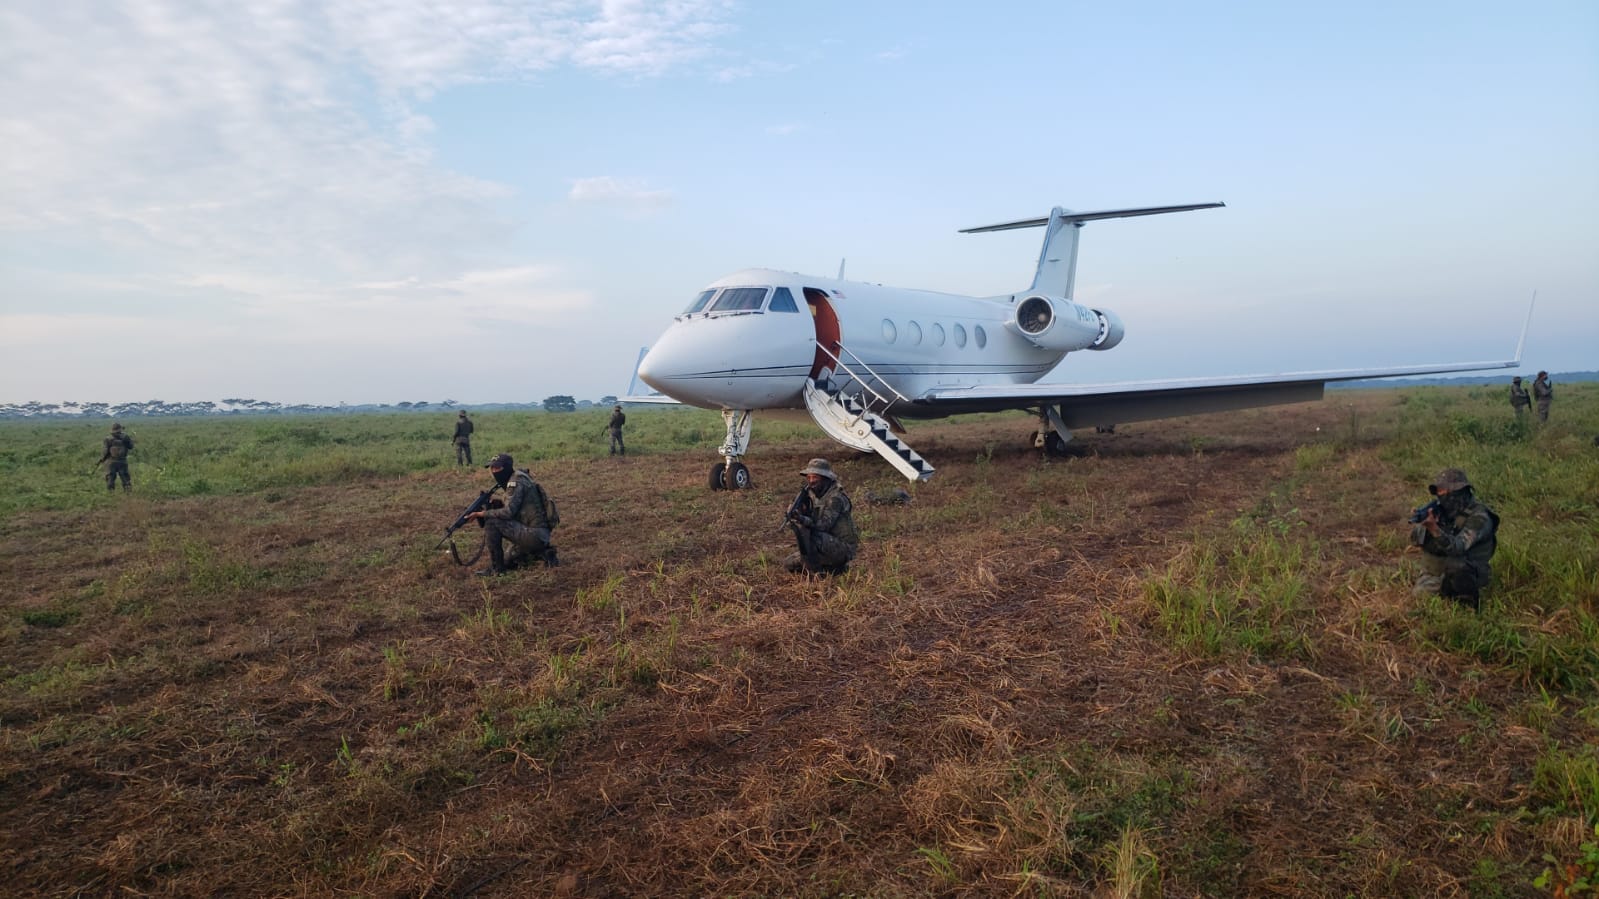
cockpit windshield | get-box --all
[709,287,769,312]
[683,289,716,314]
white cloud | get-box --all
[568,176,674,210]
[0,1,730,267]
[0,0,733,401]
[765,123,804,136]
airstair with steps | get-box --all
[802,345,935,483]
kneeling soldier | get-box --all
[468,453,557,575]
[784,458,859,574]
[1409,467,1498,611]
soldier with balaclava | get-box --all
[1409,467,1498,612]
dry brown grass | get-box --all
[1,392,1592,896]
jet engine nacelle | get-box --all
[1007,295,1125,352]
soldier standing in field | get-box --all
[1409,467,1498,612]
[452,410,475,465]
[783,458,859,575]
[1509,376,1530,419]
[1532,371,1553,423]
[98,423,134,492]
[608,404,626,456]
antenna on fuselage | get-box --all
[837,258,846,280]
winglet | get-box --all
[625,346,649,399]
[1513,290,1536,365]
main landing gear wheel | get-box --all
[709,462,727,490]
[1043,431,1071,458]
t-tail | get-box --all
[961,202,1225,297]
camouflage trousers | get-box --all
[483,518,551,570]
[1536,400,1550,423]
[784,530,856,573]
[609,427,625,455]
[454,438,473,466]
[105,461,131,492]
[1416,550,1490,609]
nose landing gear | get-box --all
[709,409,756,490]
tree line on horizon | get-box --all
[0,395,625,420]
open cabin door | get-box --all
[804,288,841,380]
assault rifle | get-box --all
[778,487,814,531]
[1408,499,1444,524]
[779,487,819,571]
[437,484,503,551]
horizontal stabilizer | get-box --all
[960,202,1225,234]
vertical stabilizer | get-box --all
[960,202,1225,298]
[1031,207,1081,297]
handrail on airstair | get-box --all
[815,342,907,420]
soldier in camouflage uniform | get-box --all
[783,458,859,574]
[1509,376,1530,418]
[608,405,626,456]
[1409,467,1498,611]
[1532,371,1553,423]
[467,453,557,575]
[452,411,475,465]
[98,423,134,492]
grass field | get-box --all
[2,385,1595,897]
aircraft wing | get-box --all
[911,358,1518,425]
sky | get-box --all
[2,0,1595,406]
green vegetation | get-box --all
[0,406,826,522]
[0,385,1594,896]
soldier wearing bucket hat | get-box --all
[1509,376,1529,418]
[782,458,859,574]
[1409,467,1498,611]
[1532,371,1553,423]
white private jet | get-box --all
[631,203,1524,489]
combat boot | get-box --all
[542,548,560,567]
[1411,574,1442,597]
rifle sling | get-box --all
[446,535,489,567]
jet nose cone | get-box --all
[637,332,689,398]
